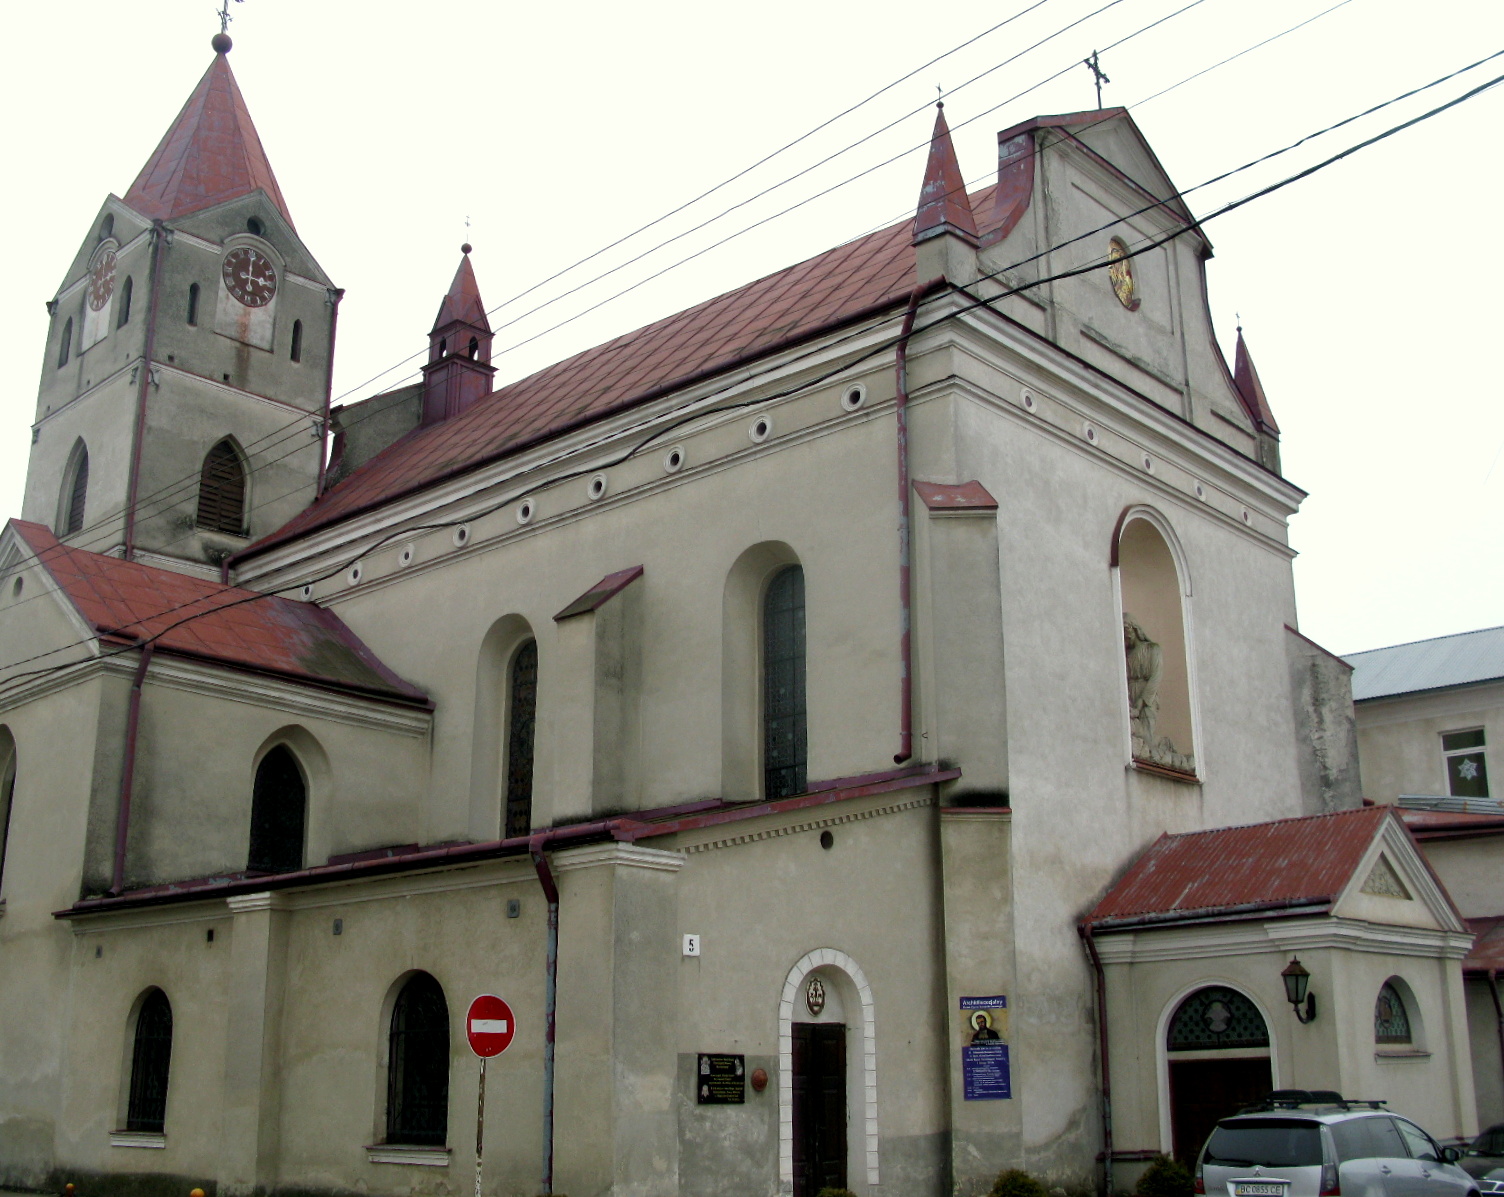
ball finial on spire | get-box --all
[212,32,233,53]
[461,243,473,255]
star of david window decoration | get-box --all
[1442,729,1489,799]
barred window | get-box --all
[1167,986,1269,1051]
[1375,982,1412,1044]
[387,973,450,1146]
[196,439,247,535]
[505,640,537,838]
[763,565,807,799]
[126,989,173,1133]
[247,745,305,874]
[63,443,89,536]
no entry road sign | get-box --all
[466,994,515,1058]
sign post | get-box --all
[465,995,516,1197]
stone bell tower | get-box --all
[22,33,339,576]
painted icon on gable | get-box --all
[1107,237,1141,311]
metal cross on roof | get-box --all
[1084,51,1110,108]
[218,0,244,34]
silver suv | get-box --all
[1196,1092,1478,1197]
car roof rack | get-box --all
[1238,1090,1389,1113]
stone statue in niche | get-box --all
[1123,614,1195,774]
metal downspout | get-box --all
[529,833,562,1196]
[1081,921,1114,1196]
[892,284,928,764]
[111,643,155,894]
[316,287,345,495]
[124,222,166,562]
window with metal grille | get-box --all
[58,317,73,367]
[187,283,200,326]
[126,989,173,1133]
[247,745,305,874]
[1166,986,1269,1051]
[386,972,450,1145]
[63,444,88,536]
[196,440,247,535]
[1374,982,1412,1044]
[505,640,537,838]
[763,565,807,799]
[117,276,133,328]
[290,319,303,363]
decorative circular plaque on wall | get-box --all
[805,976,826,1017]
[1106,237,1141,311]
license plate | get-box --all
[1233,1184,1287,1196]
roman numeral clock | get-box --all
[215,239,281,350]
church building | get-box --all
[0,33,1483,1197]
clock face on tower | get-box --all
[86,249,117,312]
[222,247,278,308]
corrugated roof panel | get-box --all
[1345,625,1504,701]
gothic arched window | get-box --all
[505,640,537,838]
[187,283,200,326]
[117,276,134,328]
[1166,986,1269,1052]
[467,336,479,360]
[58,318,73,368]
[61,441,89,537]
[126,989,173,1133]
[1375,982,1412,1044]
[290,319,303,363]
[196,439,247,535]
[386,972,450,1146]
[763,565,807,799]
[247,745,305,874]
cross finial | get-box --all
[218,0,243,35]
[1084,50,1110,108]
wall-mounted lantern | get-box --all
[1281,957,1317,1023]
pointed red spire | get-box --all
[913,103,978,245]
[123,49,293,227]
[431,248,491,333]
[1233,327,1280,435]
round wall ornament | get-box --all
[805,976,826,1017]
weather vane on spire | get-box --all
[1084,50,1110,108]
[218,0,243,35]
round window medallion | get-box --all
[663,446,685,474]
[453,525,471,546]
[587,473,608,502]
[1195,483,1206,499]
[805,977,826,1017]
[300,584,314,601]
[1143,455,1153,472]
[347,563,363,586]
[1107,237,1141,311]
[516,499,536,525]
[749,416,773,444]
[398,544,415,567]
[841,384,866,412]
[1084,425,1099,445]
[1242,508,1252,525]
[1021,389,1037,412]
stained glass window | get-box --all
[1166,986,1270,1051]
[387,972,450,1145]
[763,565,807,800]
[126,989,173,1133]
[505,640,537,838]
[247,746,306,874]
[1374,982,1412,1044]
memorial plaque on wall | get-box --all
[696,1053,746,1104]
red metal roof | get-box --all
[11,521,424,704]
[243,184,1002,558]
[913,479,998,511]
[1464,917,1504,973]
[1084,806,1394,928]
[914,104,978,243]
[1400,808,1504,841]
[1233,329,1280,435]
[123,51,293,227]
[433,251,490,332]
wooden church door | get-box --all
[792,1022,847,1196]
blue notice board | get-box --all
[963,1043,1012,1100]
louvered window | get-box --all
[505,640,537,838]
[63,445,88,536]
[196,440,247,535]
[386,973,450,1146]
[247,745,305,874]
[117,276,133,328]
[763,565,807,799]
[126,989,173,1133]
[58,317,73,368]
[187,283,200,326]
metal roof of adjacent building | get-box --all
[1464,917,1504,974]
[1345,625,1504,701]
[11,521,425,705]
[1083,806,1393,929]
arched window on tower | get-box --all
[247,745,306,874]
[61,441,89,537]
[196,439,247,535]
[126,988,174,1133]
[763,565,807,799]
[467,336,479,360]
[187,283,200,326]
[505,640,537,838]
[117,277,133,328]
[1375,981,1413,1045]
[58,318,73,368]
[290,319,303,363]
[386,972,450,1146]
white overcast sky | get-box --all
[1,0,1499,656]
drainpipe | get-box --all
[124,222,167,561]
[1489,971,1504,1105]
[111,643,155,894]
[1080,921,1114,1197]
[316,288,345,495]
[892,284,928,764]
[529,833,562,1196]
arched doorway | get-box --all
[1164,985,1271,1164]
